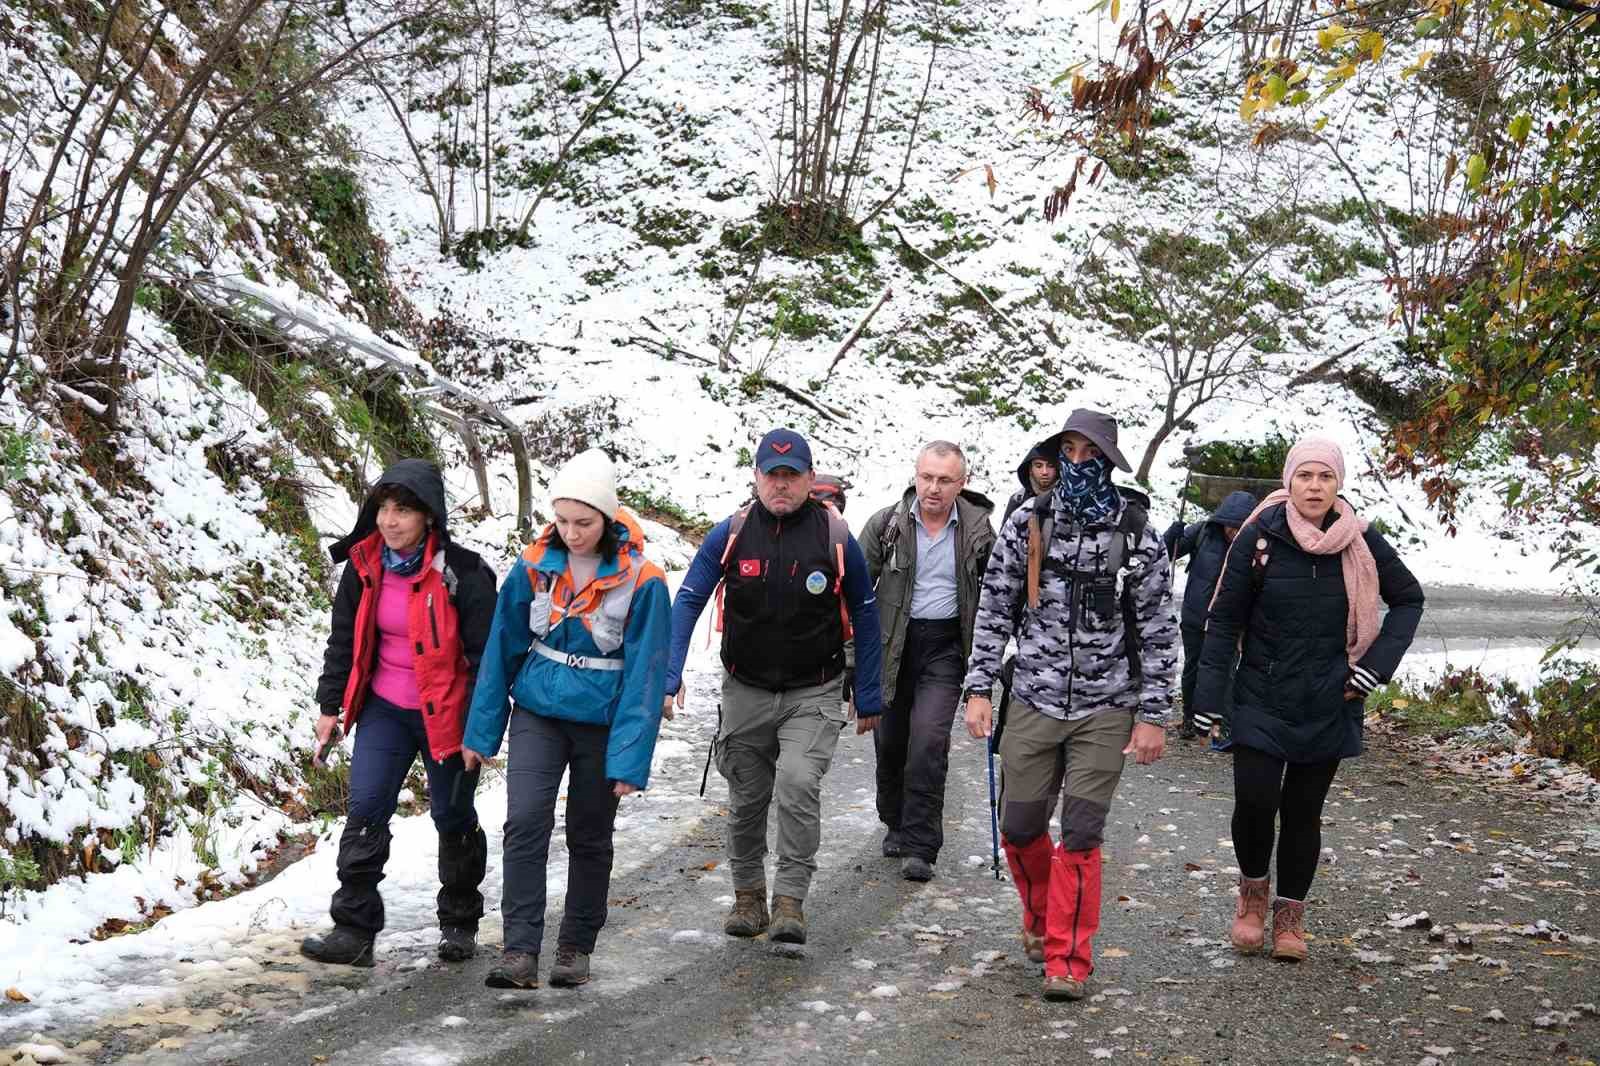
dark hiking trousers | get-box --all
[1230,744,1340,901]
[873,618,965,863]
[1180,622,1204,722]
[330,694,484,936]
[501,711,621,956]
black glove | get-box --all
[842,667,855,706]
[1345,664,1380,701]
[1163,519,1185,557]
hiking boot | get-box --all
[1270,898,1308,962]
[901,857,934,882]
[1021,925,1045,964]
[723,889,771,938]
[485,951,539,989]
[1231,876,1270,954]
[882,829,904,858]
[768,895,806,945]
[437,925,477,962]
[300,925,374,968]
[548,945,591,988]
[1042,974,1087,1001]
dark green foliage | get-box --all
[1182,435,1294,479]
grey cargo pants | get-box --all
[718,673,846,900]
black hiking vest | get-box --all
[720,501,847,691]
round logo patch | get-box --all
[805,570,828,595]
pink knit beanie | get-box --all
[1282,435,1346,490]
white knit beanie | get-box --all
[549,448,619,519]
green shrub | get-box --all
[1182,435,1294,479]
[1368,666,1497,733]
[1518,659,1600,778]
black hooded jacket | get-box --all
[1002,439,1060,522]
[1164,490,1260,629]
[316,459,499,716]
[1194,501,1425,761]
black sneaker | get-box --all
[300,925,375,968]
[882,829,904,858]
[485,951,539,989]
[437,926,477,962]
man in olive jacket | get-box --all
[863,441,996,881]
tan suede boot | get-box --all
[723,889,770,938]
[1231,876,1270,954]
[1270,898,1308,961]
[768,895,806,944]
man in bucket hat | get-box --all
[962,409,1179,1001]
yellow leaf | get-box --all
[1370,35,1386,60]
[1111,0,1121,21]
[1240,95,1259,121]
[4,987,28,1003]
[1102,947,1131,958]
[1392,698,1411,709]
[1287,67,1308,86]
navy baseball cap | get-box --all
[755,428,813,473]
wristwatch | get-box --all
[1136,711,1168,727]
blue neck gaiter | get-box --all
[1055,452,1120,524]
[382,542,427,575]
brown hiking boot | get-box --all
[1270,898,1308,962]
[1042,974,1087,1001]
[484,951,539,989]
[1231,876,1270,954]
[768,895,806,944]
[724,889,771,938]
[1021,925,1045,964]
[548,945,590,987]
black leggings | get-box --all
[1230,745,1340,901]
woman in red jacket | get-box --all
[301,460,499,968]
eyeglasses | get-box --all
[916,474,965,489]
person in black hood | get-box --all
[302,459,499,968]
[1163,490,1258,737]
[1002,440,1061,521]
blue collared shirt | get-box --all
[909,503,959,620]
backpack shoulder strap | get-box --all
[1107,500,1148,572]
[719,504,754,571]
[1025,491,1052,610]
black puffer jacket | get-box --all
[1165,490,1259,629]
[1194,502,1424,762]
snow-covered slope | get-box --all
[348,0,1566,591]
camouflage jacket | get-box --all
[961,491,1179,723]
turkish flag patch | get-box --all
[739,559,761,577]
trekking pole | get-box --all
[699,701,722,797]
[986,733,1001,881]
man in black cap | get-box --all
[665,429,884,946]
[961,409,1179,1002]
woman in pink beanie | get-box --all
[1194,435,1424,962]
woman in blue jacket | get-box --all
[462,449,671,991]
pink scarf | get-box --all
[1207,438,1382,666]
